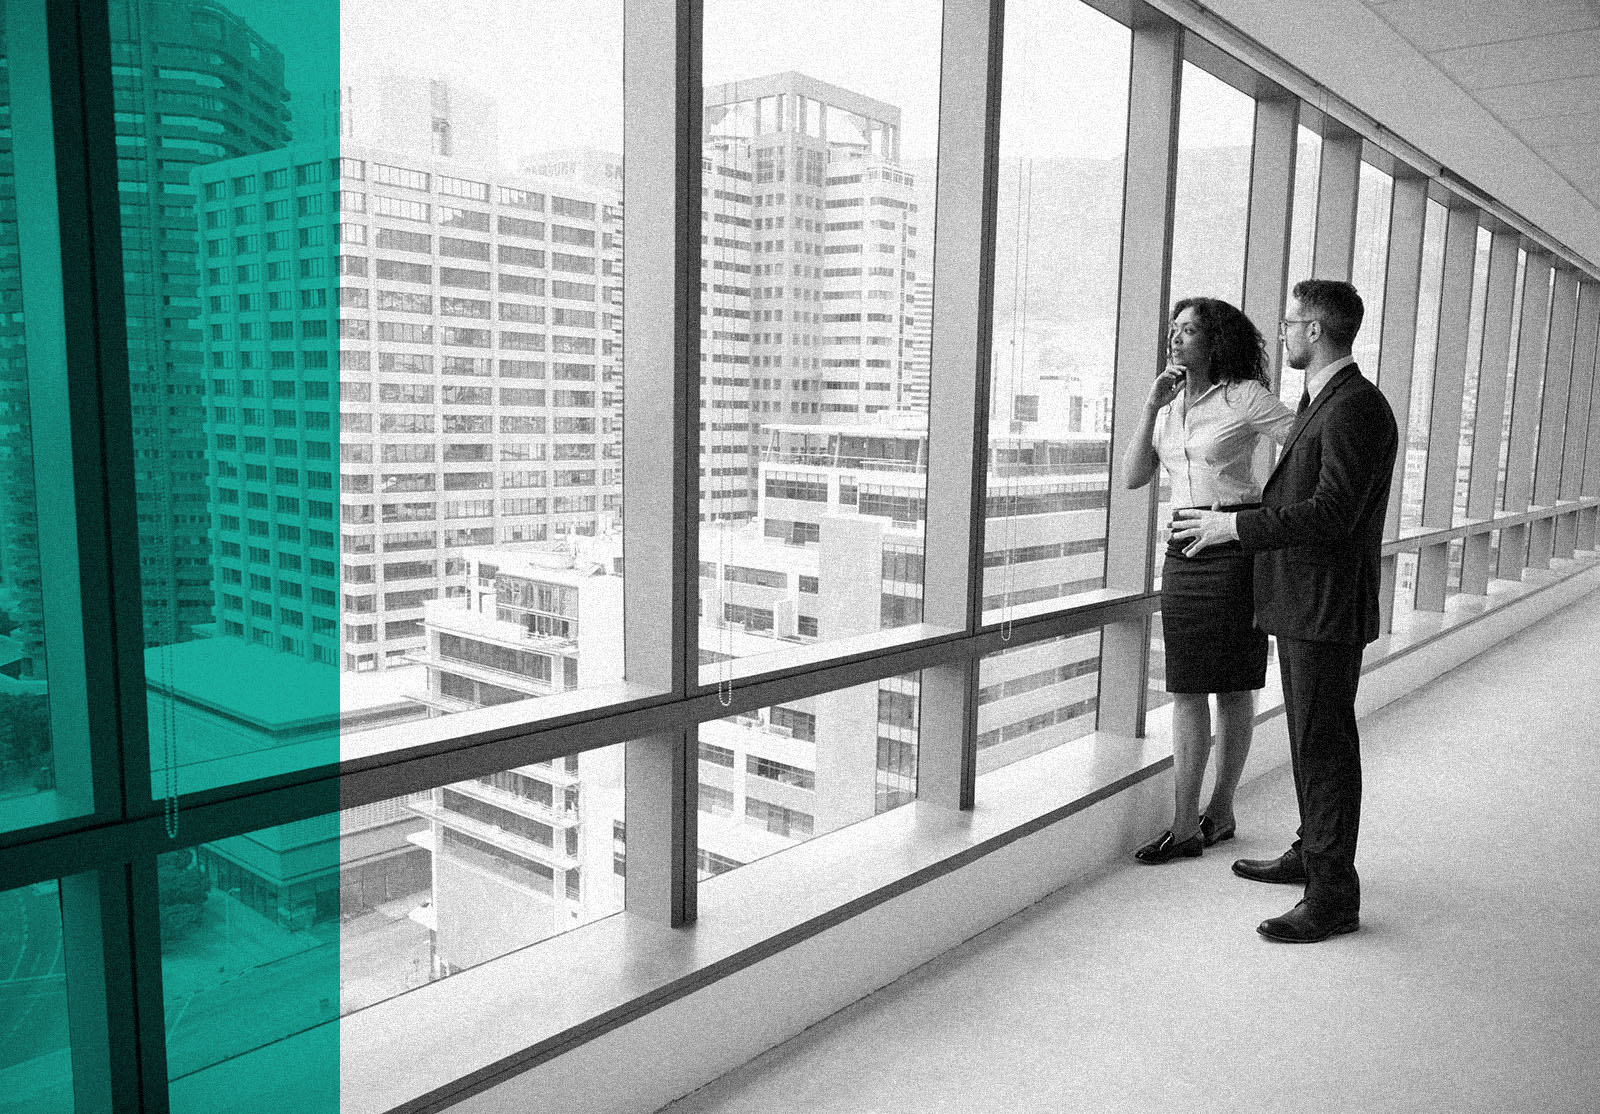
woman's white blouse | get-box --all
[1151,378,1295,508]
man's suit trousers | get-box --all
[1277,634,1364,915]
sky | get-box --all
[223,0,1259,170]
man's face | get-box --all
[1282,298,1315,371]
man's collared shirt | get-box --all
[1209,353,1361,545]
[1303,353,1357,408]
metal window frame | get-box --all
[1310,122,1361,281]
[1413,201,1480,611]
[1460,228,1521,595]
[1573,285,1600,551]
[2,1,1597,1112]
[916,0,1006,811]
[1527,268,1581,568]
[1498,252,1555,578]
[1374,170,1429,631]
[1554,283,1597,556]
[1097,7,1183,738]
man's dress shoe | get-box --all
[1257,899,1359,943]
[1231,847,1308,884]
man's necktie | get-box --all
[1297,389,1310,416]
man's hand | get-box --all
[1170,505,1237,557]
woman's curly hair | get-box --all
[1171,296,1269,388]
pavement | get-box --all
[0,882,71,1111]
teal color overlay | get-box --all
[0,881,74,1112]
[104,0,339,1106]
[0,0,65,837]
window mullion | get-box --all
[1497,251,1553,579]
[13,0,165,1104]
[916,0,1004,810]
[621,0,700,925]
[1554,284,1598,556]
[1572,286,1600,551]
[1098,12,1183,737]
[1527,268,1580,568]
[1241,93,1297,496]
[1414,202,1480,611]
[1460,228,1521,595]
[1310,123,1361,281]
[1372,171,1428,633]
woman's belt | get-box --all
[1164,502,1261,558]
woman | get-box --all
[1123,297,1294,864]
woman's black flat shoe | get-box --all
[1199,814,1236,847]
[1134,828,1203,864]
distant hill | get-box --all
[902,145,1258,328]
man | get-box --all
[1171,279,1397,943]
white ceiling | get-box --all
[1364,0,1600,212]
[1204,0,1600,273]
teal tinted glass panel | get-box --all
[1,0,87,835]
[102,0,340,799]
[0,880,74,1111]
[160,822,337,1113]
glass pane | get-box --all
[396,743,623,982]
[161,812,338,1113]
[1350,162,1392,377]
[1495,250,1528,509]
[0,8,77,834]
[1394,550,1418,618]
[698,1,941,679]
[1522,267,1557,492]
[983,0,1128,624]
[163,740,623,1112]
[697,674,918,881]
[1280,124,1321,407]
[977,631,1101,777]
[108,0,339,800]
[0,880,74,1111]
[1454,225,1492,521]
[1169,62,1254,308]
[112,0,629,796]
[340,0,626,728]
[1160,62,1256,587]
[1399,199,1448,532]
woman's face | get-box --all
[1168,306,1210,373]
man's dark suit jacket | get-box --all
[1235,363,1398,646]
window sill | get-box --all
[338,727,1170,1114]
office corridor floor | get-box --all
[661,586,1600,1114]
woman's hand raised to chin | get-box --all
[1146,363,1187,412]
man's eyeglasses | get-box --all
[1279,317,1319,334]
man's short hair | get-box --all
[1292,279,1364,348]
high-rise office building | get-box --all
[106,0,293,648]
[406,420,1112,969]
[193,78,623,674]
[700,73,925,522]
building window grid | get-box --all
[10,10,1599,1113]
